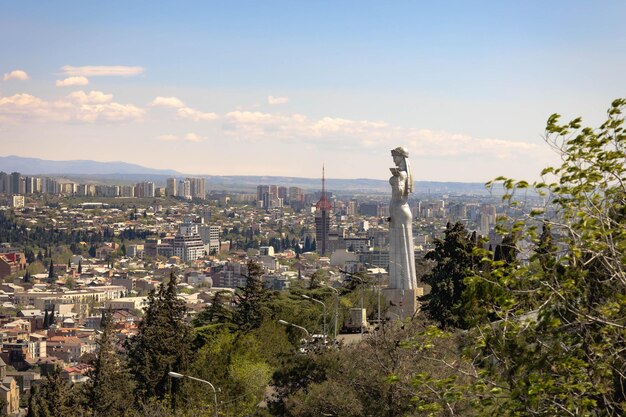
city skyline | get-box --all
[2,1,626,181]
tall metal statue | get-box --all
[388,146,418,290]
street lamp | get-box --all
[322,284,339,339]
[168,371,218,417]
[278,319,310,337]
[301,295,327,340]
[340,270,366,336]
[365,262,385,323]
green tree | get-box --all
[192,290,232,327]
[420,222,477,329]
[29,366,80,417]
[463,99,626,415]
[83,309,134,416]
[308,269,327,290]
[232,261,272,333]
[26,386,40,417]
[189,326,272,417]
[47,262,54,281]
[126,271,193,406]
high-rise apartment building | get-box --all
[10,172,21,195]
[166,178,177,197]
[277,186,287,200]
[315,168,331,255]
[177,180,191,199]
[0,172,9,195]
[198,225,220,255]
[188,177,206,199]
[288,187,303,203]
[173,222,206,262]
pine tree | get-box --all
[78,260,82,274]
[43,310,49,329]
[420,222,477,329]
[30,366,77,417]
[84,309,134,416]
[26,385,40,417]
[126,271,192,405]
[232,261,272,332]
[23,270,30,283]
[47,262,54,281]
[193,290,232,327]
[67,258,71,269]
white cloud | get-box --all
[157,133,207,142]
[67,90,113,104]
[73,102,145,122]
[0,87,540,162]
[61,65,145,77]
[3,70,29,81]
[176,107,219,121]
[267,95,289,105]
[149,96,185,108]
[0,91,144,123]
[157,134,179,142]
[185,133,207,142]
[218,109,539,160]
[56,76,89,87]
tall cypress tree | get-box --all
[420,222,477,329]
[84,309,134,416]
[126,272,192,405]
[47,262,54,281]
[30,366,77,417]
[232,261,271,333]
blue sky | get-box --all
[1,1,625,181]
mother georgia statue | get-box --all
[388,146,418,290]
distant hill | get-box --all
[0,155,182,176]
[0,155,490,195]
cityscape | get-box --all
[1,1,626,416]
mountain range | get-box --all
[0,155,490,195]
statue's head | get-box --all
[391,147,409,158]
[390,146,413,194]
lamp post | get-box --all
[323,284,339,339]
[278,319,310,337]
[301,295,327,340]
[168,372,218,417]
[340,270,366,336]
[365,263,385,323]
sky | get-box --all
[1,1,626,182]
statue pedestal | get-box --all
[382,287,423,320]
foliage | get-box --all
[28,366,81,417]
[83,309,134,416]
[272,318,474,417]
[231,261,274,332]
[467,99,626,415]
[420,222,478,329]
[188,325,272,416]
[125,271,193,407]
